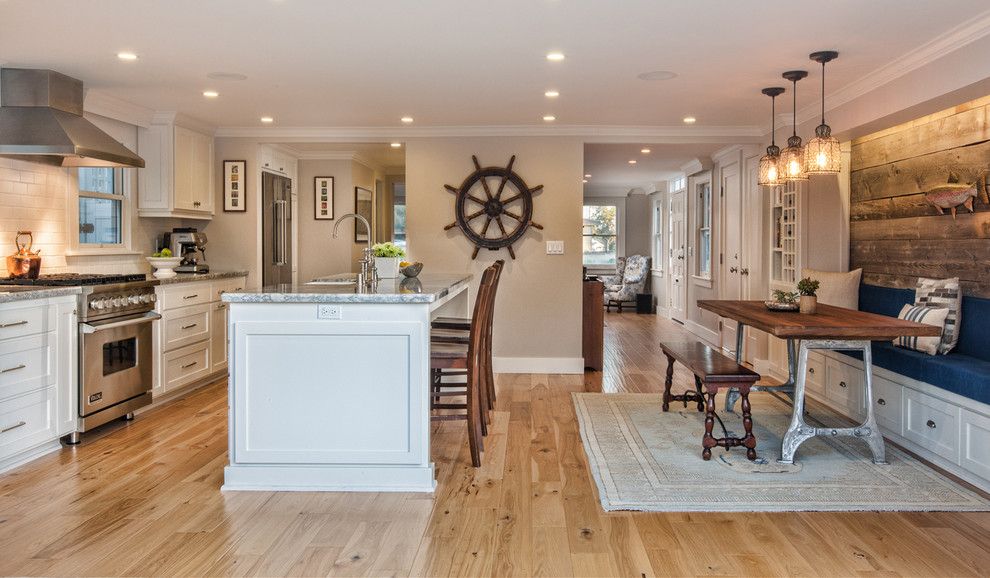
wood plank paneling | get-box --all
[850,95,990,297]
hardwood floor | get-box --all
[1,312,988,577]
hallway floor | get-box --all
[0,312,987,576]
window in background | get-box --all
[78,167,124,246]
[392,181,406,249]
[582,204,618,266]
[695,181,712,279]
[652,199,663,271]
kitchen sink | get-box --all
[306,274,358,286]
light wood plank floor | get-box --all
[1,313,988,577]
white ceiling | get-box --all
[280,142,405,170]
[583,143,722,192]
[1,1,988,130]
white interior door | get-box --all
[668,191,687,322]
[720,162,743,354]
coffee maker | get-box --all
[167,228,209,273]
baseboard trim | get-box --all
[493,357,585,374]
[683,320,719,347]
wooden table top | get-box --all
[697,300,943,340]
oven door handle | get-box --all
[81,312,161,334]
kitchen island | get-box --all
[220,274,471,492]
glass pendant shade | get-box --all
[758,146,782,187]
[805,124,841,174]
[781,136,807,181]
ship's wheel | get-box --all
[444,155,543,259]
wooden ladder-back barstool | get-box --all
[431,259,504,415]
[429,265,497,467]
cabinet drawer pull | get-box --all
[0,320,28,329]
[181,323,198,330]
[1,364,27,374]
[1,421,26,434]
[183,294,199,300]
[877,398,886,406]
[216,303,226,310]
[926,419,937,429]
[839,381,847,388]
[181,361,198,369]
[193,201,201,207]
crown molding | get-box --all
[149,111,217,135]
[83,89,155,127]
[292,150,357,161]
[213,123,765,141]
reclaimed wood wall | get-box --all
[849,95,990,297]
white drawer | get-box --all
[805,352,825,398]
[212,277,246,301]
[825,357,864,417]
[870,375,902,435]
[0,303,54,341]
[0,333,55,401]
[904,389,960,463]
[0,387,57,462]
[163,341,211,392]
[160,282,212,310]
[162,304,211,351]
[960,409,990,481]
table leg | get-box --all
[779,340,815,464]
[861,342,887,464]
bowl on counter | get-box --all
[400,262,423,278]
[146,256,183,279]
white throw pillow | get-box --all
[914,277,962,355]
[801,268,862,309]
[893,304,949,356]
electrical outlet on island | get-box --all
[317,304,342,319]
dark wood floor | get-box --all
[0,312,987,576]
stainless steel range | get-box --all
[1,274,160,442]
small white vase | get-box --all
[375,257,400,279]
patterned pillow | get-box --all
[915,277,962,354]
[893,305,949,356]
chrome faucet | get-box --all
[333,213,377,288]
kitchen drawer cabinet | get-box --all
[162,304,211,351]
[804,352,825,398]
[0,388,57,462]
[163,342,211,392]
[904,388,960,463]
[161,282,212,310]
[961,409,990,481]
[210,301,229,373]
[212,277,246,301]
[0,303,54,341]
[0,333,55,402]
[825,357,865,418]
[870,374,902,435]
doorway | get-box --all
[668,189,687,322]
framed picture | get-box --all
[354,186,373,243]
[223,160,247,212]
[314,176,334,220]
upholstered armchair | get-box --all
[603,255,650,312]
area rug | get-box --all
[573,392,990,512]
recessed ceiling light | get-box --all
[400,116,414,123]
[628,159,637,165]
[116,52,138,61]
[260,116,274,123]
[641,148,651,154]
[545,90,560,98]
[202,90,219,98]
[637,70,677,81]
[546,52,565,62]
[683,116,697,124]
[543,115,556,122]
[390,142,402,148]
[584,173,591,178]
[207,71,248,81]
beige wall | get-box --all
[405,137,584,365]
[624,193,652,257]
[297,159,355,281]
[206,138,264,287]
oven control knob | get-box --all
[111,297,124,307]
[141,294,154,304]
[90,299,103,310]
[129,295,141,305]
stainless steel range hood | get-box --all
[0,68,145,168]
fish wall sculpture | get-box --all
[924,171,988,220]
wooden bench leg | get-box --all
[740,385,757,461]
[662,354,675,412]
[701,383,758,462]
[693,375,705,412]
[702,391,717,460]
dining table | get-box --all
[696,300,942,465]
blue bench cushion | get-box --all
[843,284,990,405]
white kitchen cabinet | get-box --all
[260,145,297,180]
[137,114,215,219]
[0,295,77,473]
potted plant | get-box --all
[371,242,406,279]
[146,248,181,279]
[797,277,821,314]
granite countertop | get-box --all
[222,274,472,304]
[0,286,82,304]
[156,270,250,285]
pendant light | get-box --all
[758,87,786,187]
[780,70,808,181]
[805,50,841,174]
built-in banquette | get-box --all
[803,284,990,491]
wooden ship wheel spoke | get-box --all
[442,155,544,259]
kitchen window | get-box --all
[70,166,133,254]
[652,198,663,272]
[695,181,712,279]
[392,181,406,249]
[583,203,619,266]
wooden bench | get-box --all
[659,340,761,461]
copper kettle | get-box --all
[6,231,42,279]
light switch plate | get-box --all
[546,240,564,255]
[318,304,342,319]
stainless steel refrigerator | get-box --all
[262,172,293,285]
